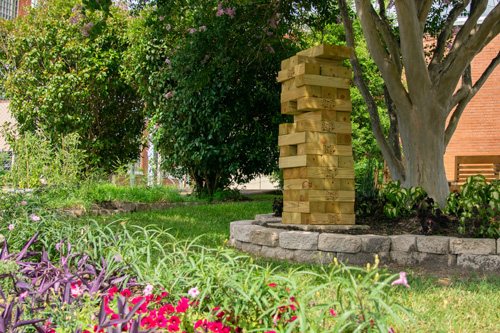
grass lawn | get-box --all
[82,197,500,332]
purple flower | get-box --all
[189,28,197,34]
[159,16,165,21]
[114,254,123,262]
[19,291,28,300]
[21,201,27,205]
[165,58,171,64]
[267,43,275,54]
[391,272,410,288]
[165,91,174,99]
[8,224,14,230]
[216,9,224,16]
[29,214,40,221]
[202,55,210,64]
[199,25,207,32]
[166,24,171,31]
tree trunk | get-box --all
[397,104,450,207]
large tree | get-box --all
[336,0,500,206]
[0,0,144,173]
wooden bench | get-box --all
[449,155,500,192]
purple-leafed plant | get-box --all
[0,232,152,332]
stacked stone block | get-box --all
[277,44,355,225]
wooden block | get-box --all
[337,133,352,145]
[295,74,350,90]
[278,132,337,147]
[295,120,352,134]
[277,63,321,82]
[283,168,302,179]
[321,65,352,79]
[282,212,309,225]
[284,178,324,190]
[299,167,355,179]
[295,110,336,122]
[281,56,293,70]
[299,190,355,202]
[297,143,353,156]
[324,179,341,190]
[279,123,296,135]
[336,112,351,122]
[297,97,352,112]
[308,213,356,225]
[281,85,322,103]
[287,55,344,69]
[322,87,337,99]
[279,155,339,168]
[325,202,355,214]
[283,201,325,213]
[280,145,297,157]
[297,44,353,60]
[337,89,351,100]
[281,78,298,93]
[339,156,354,168]
[283,190,300,201]
[281,101,300,115]
[340,179,355,191]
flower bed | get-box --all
[230,214,500,271]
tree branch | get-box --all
[445,49,500,148]
[417,0,435,29]
[429,0,470,74]
[354,0,412,114]
[371,1,402,75]
[339,0,405,181]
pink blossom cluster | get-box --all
[216,3,236,18]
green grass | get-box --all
[82,197,500,332]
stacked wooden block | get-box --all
[278,44,355,225]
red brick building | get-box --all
[444,33,500,181]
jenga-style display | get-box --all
[278,44,355,225]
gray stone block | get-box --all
[414,252,456,268]
[390,251,417,266]
[457,254,500,271]
[261,246,295,261]
[450,238,496,255]
[389,235,417,252]
[228,237,242,250]
[250,228,283,247]
[337,252,390,266]
[280,231,319,250]
[318,234,361,253]
[293,250,334,264]
[417,236,450,254]
[241,242,262,255]
[498,239,500,255]
[254,214,282,223]
[230,221,262,242]
[360,235,391,253]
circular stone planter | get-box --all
[229,214,500,272]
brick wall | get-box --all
[18,0,31,17]
[444,34,500,182]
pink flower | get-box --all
[165,91,174,99]
[188,287,200,298]
[21,201,27,205]
[159,16,165,21]
[216,9,224,16]
[175,298,189,313]
[165,58,171,64]
[189,28,197,34]
[71,281,84,297]
[166,24,171,30]
[330,309,337,316]
[19,291,28,299]
[114,254,123,262]
[8,224,14,230]
[225,7,236,18]
[29,214,40,221]
[199,25,207,31]
[268,283,277,287]
[143,284,154,296]
[391,271,410,288]
[267,43,275,54]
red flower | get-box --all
[288,316,297,322]
[175,298,189,313]
[169,315,181,325]
[268,283,277,287]
[168,324,180,332]
[156,315,168,328]
[120,289,131,297]
[108,286,119,298]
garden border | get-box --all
[229,214,500,271]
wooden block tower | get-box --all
[278,44,355,225]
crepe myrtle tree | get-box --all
[0,0,144,174]
[334,0,500,206]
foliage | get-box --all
[125,1,303,195]
[0,0,144,173]
[354,158,385,217]
[445,175,500,238]
[272,197,283,217]
[381,181,427,219]
[0,128,85,189]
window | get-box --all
[0,0,19,21]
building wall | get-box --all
[0,102,14,151]
[18,0,31,17]
[444,33,500,182]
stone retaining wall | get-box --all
[229,214,500,271]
